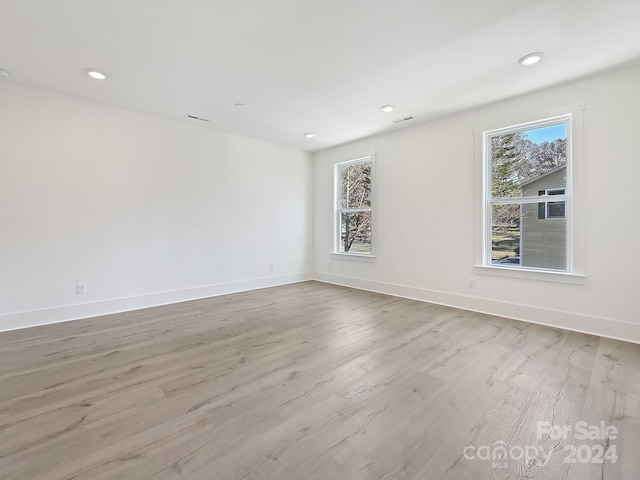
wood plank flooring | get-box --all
[0,281,638,479]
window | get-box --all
[334,156,373,255]
[485,116,570,271]
[538,188,566,219]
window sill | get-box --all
[330,252,377,262]
[473,265,585,285]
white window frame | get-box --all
[473,103,586,284]
[332,155,375,258]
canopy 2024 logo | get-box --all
[463,421,618,468]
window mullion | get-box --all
[339,207,371,213]
[490,195,567,206]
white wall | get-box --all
[314,63,640,343]
[4,64,640,342]
[0,83,313,331]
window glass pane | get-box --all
[340,162,371,208]
[339,211,371,254]
[487,118,570,272]
[491,204,521,265]
[490,124,567,199]
[492,204,567,270]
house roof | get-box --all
[520,165,567,187]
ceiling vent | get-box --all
[392,116,414,124]
[185,114,210,123]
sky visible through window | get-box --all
[525,123,566,144]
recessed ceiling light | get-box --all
[519,52,544,66]
[304,132,315,138]
[0,69,10,79]
[380,104,396,113]
[86,68,107,80]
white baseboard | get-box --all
[4,271,638,345]
[0,273,313,333]
[314,272,640,345]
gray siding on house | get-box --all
[521,167,567,270]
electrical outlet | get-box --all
[468,278,477,289]
[269,263,275,271]
[76,283,87,295]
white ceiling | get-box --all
[2,0,640,152]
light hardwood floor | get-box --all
[0,281,638,479]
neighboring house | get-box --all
[520,165,567,270]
